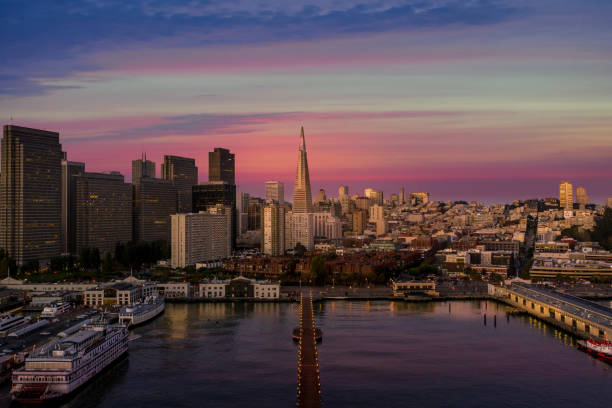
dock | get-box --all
[296,292,322,408]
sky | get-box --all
[1,0,611,204]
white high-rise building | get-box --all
[369,204,384,223]
[262,204,285,256]
[265,181,284,205]
[313,212,342,240]
[560,181,573,210]
[170,206,232,268]
[285,211,314,251]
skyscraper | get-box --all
[265,181,285,205]
[133,178,177,242]
[132,153,155,181]
[75,172,132,254]
[400,187,405,204]
[292,127,313,213]
[285,212,314,251]
[161,155,198,213]
[192,181,237,249]
[170,205,232,268]
[338,185,349,197]
[314,189,327,204]
[1,125,63,264]
[262,204,285,256]
[364,188,383,206]
[576,187,589,207]
[559,181,573,210]
[209,148,235,185]
[61,155,85,254]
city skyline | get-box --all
[1,1,611,204]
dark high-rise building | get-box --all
[1,125,63,264]
[132,153,156,181]
[61,155,85,254]
[75,172,132,255]
[133,178,177,243]
[161,155,198,213]
[208,148,235,185]
[193,181,236,249]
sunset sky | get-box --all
[1,0,611,203]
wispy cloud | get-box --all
[0,0,524,95]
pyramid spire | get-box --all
[292,126,313,213]
[299,126,306,150]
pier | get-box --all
[296,292,322,408]
[504,283,612,340]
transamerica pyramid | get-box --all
[292,126,313,213]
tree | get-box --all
[294,243,307,258]
[79,247,91,269]
[102,251,113,276]
[22,259,39,273]
[309,256,327,285]
[593,207,612,250]
[488,272,503,283]
[91,248,101,270]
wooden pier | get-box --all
[296,292,322,408]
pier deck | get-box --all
[296,292,321,408]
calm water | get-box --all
[1,300,611,407]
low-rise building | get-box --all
[392,280,437,297]
[157,282,191,299]
[199,280,227,298]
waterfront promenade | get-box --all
[296,292,321,408]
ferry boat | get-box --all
[118,295,164,327]
[0,314,31,336]
[10,320,129,403]
[40,302,71,318]
[577,339,612,363]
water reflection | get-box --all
[0,300,609,408]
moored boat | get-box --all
[577,339,612,363]
[10,319,128,403]
[118,295,165,327]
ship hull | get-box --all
[119,301,165,327]
[577,341,612,364]
[11,352,129,405]
[11,328,129,403]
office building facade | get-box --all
[161,155,198,213]
[209,148,235,185]
[1,125,63,264]
[262,204,285,256]
[75,172,132,254]
[265,181,285,205]
[133,178,177,242]
[61,156,85,254]
[132,153,156,181]
[171,206,232,268]
[559,181,573,210]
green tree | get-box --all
[488,272,503,283]
[593,207,612,250]
[79,247,91,269]
[309,256,327,285]
[294,243,307,258]
[91,248,101,270]
[102,251,113,276]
